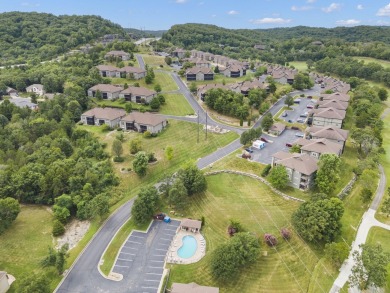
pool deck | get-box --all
[166,230,206,264]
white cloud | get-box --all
[377,3,390,16]
[307,0,316,3]
[336,19,361,26]
[175,0,187,3]
[357,4,363,10]
[250,17,292,25]
[227,10,239,15]
[21,2,40,7]
[322,3,341,13]
[291,5,312,11]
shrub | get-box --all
[147,152,157,162]
[52,220,65,236]
[280,228,291,240]
[261,164,272,177]
[143,131,152,138]
[113,156,124,162]
[264,233,278,246]
[242,153,251,159]
[101,124,111,132]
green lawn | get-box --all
[352,57,390,69]
[192,72,255,86]
[94,98,152,111]
[141,54,170,69]
[0,205,57,291]
[168,173,335,292]
[290,61,309,71]
[159,93,194,116]
[366,227,390,291]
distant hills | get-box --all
[125,28,167,38]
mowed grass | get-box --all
[290,61,309,71]
[0,205,54,290]
[366,227,390,291]
[193,71,255,86]
[352,57,390,69]
[168,173,334,292]
[159,93,194,116]
[141,54,169,69]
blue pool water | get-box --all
[177,235,198,259]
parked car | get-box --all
[288,119,293,123]
[286,143,293,147]
[297,118,305,123]
[282,112,288,117]
[153,213,166,220]
[260,137,269,143]
[294,99,301,104]
[291,126,300,130]
[307,95,313,99]
[295,132,304,137]
[307,104,314,109]
[245,148,254,153]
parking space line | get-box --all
[130,235,145,239]
[120,252,135,255]
[115,265,130,268]
[149,266,162,269]
[153,254,165,256]
[146,273,162,275]
[144,279,160,282]
[150,260,164,262]
[123,246,137,249]
[164,228,177,231]
[142,287,158,289]
[117,258,133,262]
[127,240,141,244]
[155,248,168,251]
[160,237,172,241]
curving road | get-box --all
[56,56,320,292]
[330,165,390,293]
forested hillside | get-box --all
[125,28,166,38]
[159,23,390,63]
[0,12,126,65]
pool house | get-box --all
[179,219,202,233]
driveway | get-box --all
[251,130,303,164]
[281,98,315,124]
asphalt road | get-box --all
[136,54,146,70]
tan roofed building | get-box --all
[180,219,202,233]
[119,86,156,103]
[221,64,246,78]
[317,99,349,111]
[186,67,214,81]
[119,112,167,134]
[80,107,126,128]
[104,50,130,61]
[87,84,123,100]
[309,107,346,129]
[320,92,351,102]
[293,138,343,158]
[272,152,318,190]
[269,122,286,136]
[171,282,219,293]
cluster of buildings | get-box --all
[104,50,131,61]
[80,107,167,134]
[96,64,146,79]
[271,90,351,190]
[266,64,298,85]
[87,84,156,104]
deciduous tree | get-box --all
[268,165,289,190]
[315,154,341,195]
[133,151,149,176]
[0,197,20,234]
[324,242,349,268]
[178,165,207,195]
[131,186,160,224]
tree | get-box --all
[292,196,344,243]
[168,179,188,210]
[268,165,289,190]
[0,114,8,128]
[165,146,174,161]
[154,84,162,93]
[0,197,20,234]
[133,151,149,176]
[264,233,278,246]
[178,165,207,196]
[16,273,51,293]
[268,82,277,94]
[290,144,301,153]
[165,56,172,65]
[210,232,260,281]
[150,97,161,110]
[349,244,390,290]
[129,138,142,154]
[189,82,197,93]
[228,219,244,236]
[360,188,373,204]
[315,154,341,195]
[214,65,220,73]
[125,103,132,113]
[95,90,102,100]
[56,243,69,274]
[53,205,70,224]
[111,139,123,159]
[284,95,294,108]
[377,88,388,101]
[131,186,160,224]
[382,196,390,217]
[145,74,153,84]
[52,219,65,236]
[280,228,291,240]
[261,113,273,132]
[292,73,314,90]
[324,242,349,268]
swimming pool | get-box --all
[177,235,198,259]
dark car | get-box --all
[307,96,313,99]
[286,143,293,147]
[260,137,269,143]
[291,126,299,130]
[153,213,166,220]
[282,112,288,117]
[245,148,254,153]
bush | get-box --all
[264,233,278,246]
[143,131,152,138]
[280,228,291,240]
[113,156,124,162]
[147,152,157,162]
[52,220,65,236]
[261,164,272,177]
[101,124,111,132]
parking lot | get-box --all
[280,97,315,124]
[112,219,180,293]
[250,129,304,164]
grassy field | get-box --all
[141,54,170,70]
[352,57,390,69]
[192,71,255,86]
[168,173,336,292]
[100,218,150,275]
[290,61,309,71]
[159,93,194,116]
[0,205,58,291]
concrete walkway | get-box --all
[330,165,390,293]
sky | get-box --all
[1,0,390,30]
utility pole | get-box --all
[205,111,208,140]
[197,110,199,143]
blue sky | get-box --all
[1,0,390,30]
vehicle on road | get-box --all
[307,104,314,109]
[297,118,305,123]
[282,111,288,117]
[286,143,293,147]
[307,95,313,99]
[295,132,304,137]
[294,99,301,104]
[260,137,269,143]
[245,148,254,153]
[288,119,293,123]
